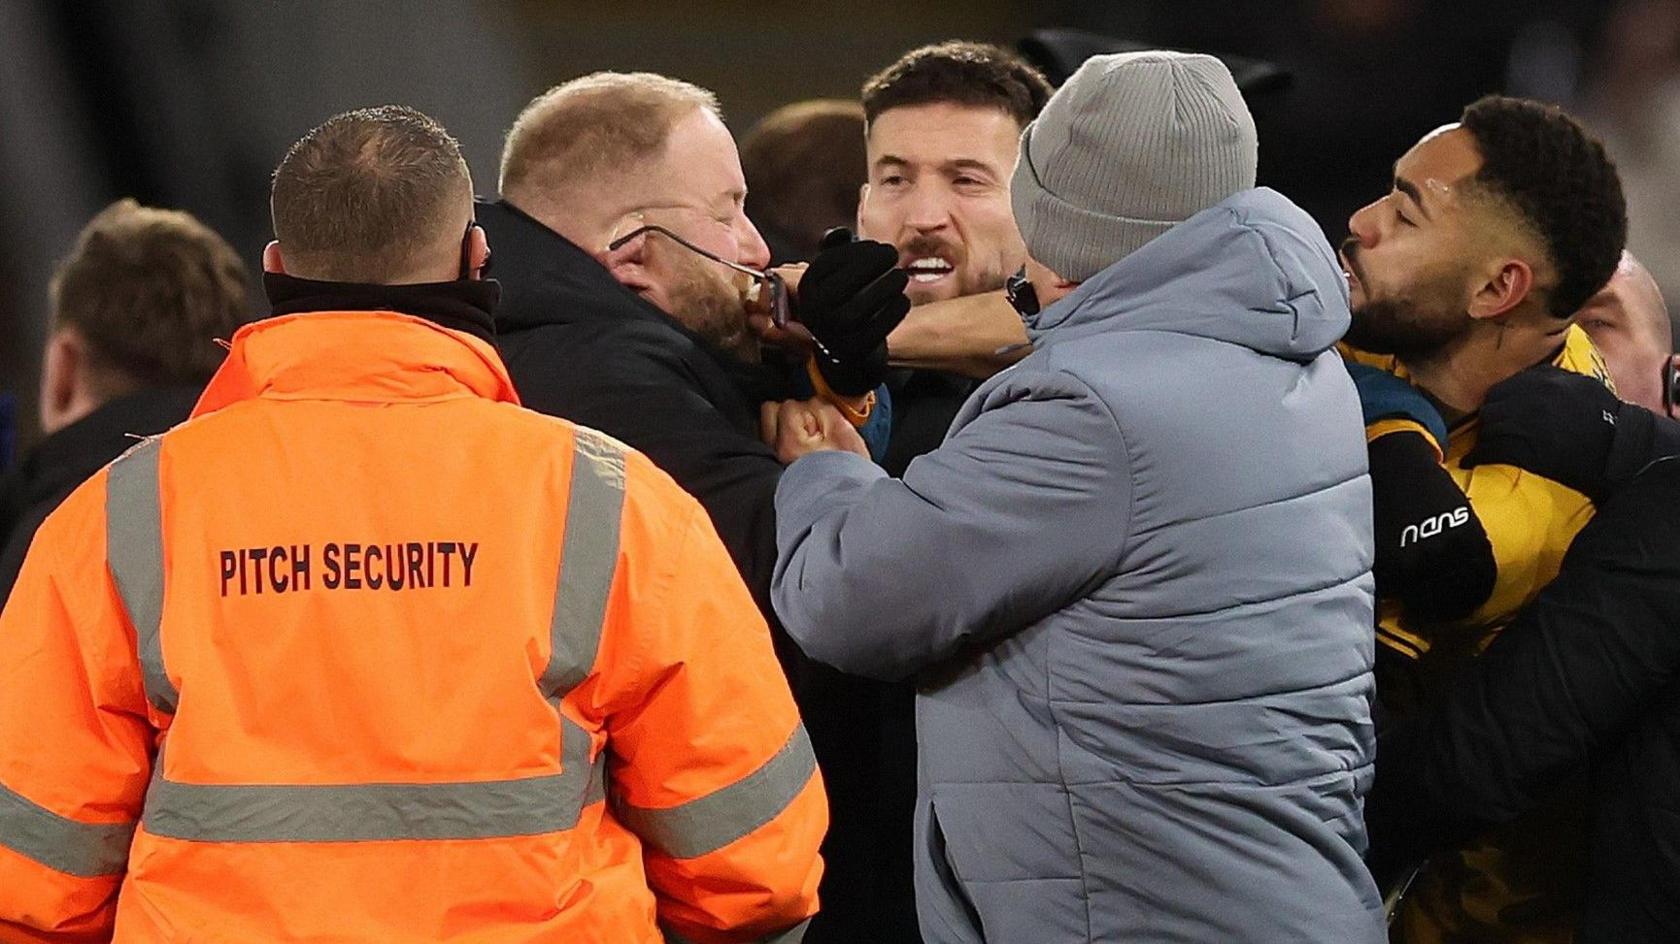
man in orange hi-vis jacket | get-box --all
[0,105,824,943]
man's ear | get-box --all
[39,327,87,434]
[262,241,287,275]
[464,225,490,280]
[1467,257,1535,321]
[1669,353,1680,420]
[855,183,869,233]
[601,231,655,292]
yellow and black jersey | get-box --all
[1345,325,1611,662]
[1345,325,1612,944]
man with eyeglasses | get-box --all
[479,71,910,942]
[484,73,904,613]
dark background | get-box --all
[5,0,1677,452]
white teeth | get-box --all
[907,258,952,272]
[911,273,945,283]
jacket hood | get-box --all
[192,311,520,418]
[1025,187,1350,362]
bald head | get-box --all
[498,72,720,248]
[1577,251,1673,412]
[271,105,474,285]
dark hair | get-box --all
[271,105,470,282]
[1460,95,1627,318]
[741,99,867,263]
[862,41,1053,130]
[50,199,250,392]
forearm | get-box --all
[886,291,1028,378]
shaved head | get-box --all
[271,105,473,284]
[1577,251,1673,411]
[498,72,720,247]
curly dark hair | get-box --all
[1459,95,1627,318]
[862,41,1053,130]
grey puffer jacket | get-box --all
[772,187,1384,942]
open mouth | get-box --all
[1337,252,1361,293]
[905,256,955,284]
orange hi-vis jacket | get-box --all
[0,310,825,943]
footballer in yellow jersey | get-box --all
[1336,95,1627,944]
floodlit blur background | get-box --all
[5,0,1678,449]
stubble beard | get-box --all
[665,253,759,364]
[1344,292,1472,365]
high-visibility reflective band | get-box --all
[141,732,609,844]
[617,724,816,860]
[663,917,811,944]
[539,428,626,700]
[144,771,591,843]
[0,780,135,877]
[562,713,609,809]
[106,437,177,715]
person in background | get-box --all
[0,199,249,608]
[0,104,823,942]
[741,99,868,265]
[1575,250,1676,415]
[767,51,1384,943]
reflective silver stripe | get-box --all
[584,754,609,807]
[617,724,816,860]
[0,780,134,877]
[760,919,812,944]
[540,430,623,820]
[539,428,625,699]
[143,771,588,843]
[140,719,609,844]
[106,437,177,715]
[560,713,609,810]
[663,918,811,944]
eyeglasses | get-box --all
[607,224,790,328]
[1005,266,1039,317]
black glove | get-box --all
[1463,365,1680,502]
[794,228,910,396]
[1369,430,1497,624]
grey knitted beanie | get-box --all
[1011,50,1258,282]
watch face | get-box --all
[1005,266,1039,317]
[1666,358,1679,415]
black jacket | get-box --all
[481,200,791,620]
[480,199,922,942]
[880,368,974,477]
[1367,458,1680,943]
[0,387,200,609]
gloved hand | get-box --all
[1463,365,1680,502]
[794,227,910,396]
[1346,361,1449,454]
[1368,429,1497,624]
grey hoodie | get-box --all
[772,187,1384,942]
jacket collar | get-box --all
[0,387,198,518]
[477,198,677,335]
[477,198,791,391]
[262,271,500,345]
[191,311,522,419]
